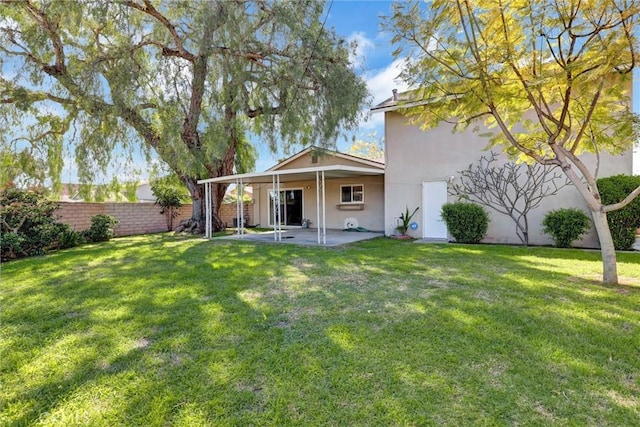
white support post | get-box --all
[204,182,210,238]
[272,174,277,241]
[211,183,216,237]
[276,173,281,241]
[235,178,240,237]
[321,170,326,245]
[316,171,321,245]
[239,178,244,239]
[210,182,213,238]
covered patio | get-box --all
[197,164,385,245]
[217,227,383,246]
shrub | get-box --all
[83,214,118,242]
[151,181,185,231]
[0,187,67,260]
[441,202,489,243]
[58,225,85,249]
[542,208,590,248]
[396,206,419,236]
[597,175,640,250]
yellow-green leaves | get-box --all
[386,0,638,160]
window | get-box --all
[340,184,364,203]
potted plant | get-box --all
[395,206,419,237]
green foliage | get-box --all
[58,226,85,249]
[348,131,385,160]
[440,202,489,243]
[151,176,189,231]
[152,186,184,214]
[150,175,190,203]
[395,206,419,235]
[542,208,591,248]
[597,175,640,250]
[83,215,118,243]
[386,1,637,161]
[1,1,367,215]
[0,187,77,260]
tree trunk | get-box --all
[591,209,618,285]
[180,177,226,233]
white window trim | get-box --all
[340,184,364,204]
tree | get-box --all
[0,186,70,260]
[0,0,368,232]
[452,152,571,246]
[386,0,640,284]
[150,174,190,231]
[347,131,384,160]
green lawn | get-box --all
[2,235,639,426]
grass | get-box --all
[1,234,639,426]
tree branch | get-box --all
[603,185,640,212]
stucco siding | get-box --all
[252,175,384,231]
[384,111,633,247]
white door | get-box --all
[422,181,448,239]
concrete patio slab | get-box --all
[217,228,384,246]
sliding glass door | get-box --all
[269,189,303,226]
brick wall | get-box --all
[218,202,252,227]
[56,201,252,237]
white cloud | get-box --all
[359,58,410,130]
[347,31,374,68]
[366,58,409,104]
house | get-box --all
[199,90,636,247]
[372,90,636,248]
[198,147,385,243]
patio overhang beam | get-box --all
[196,165,384,185]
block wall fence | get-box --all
[56,202,252,237]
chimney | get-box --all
[392,88,398,101]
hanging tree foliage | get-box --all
[0,0,368,231]
[386,0,640,284]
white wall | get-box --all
[384,112,634,247]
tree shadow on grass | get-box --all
[2,236,639,424]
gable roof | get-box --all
[268,146,384,171]
[370,89,455,114]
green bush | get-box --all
[597,175,640,250]
[441,202,489,243]
[0,187,69,260]
[83,214,118,242]
[151,180,186,231]
[542,208,591,248]
[58,225,85,249]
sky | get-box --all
[6,1,638,181]
[251,0,403,173]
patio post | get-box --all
[272,174,276,241]
[316,170,320,245]
[239,178,244,239]
[276,173,282,241]
[235,178,244,239]
[204,182,210,238]
[321,170,326,245]
[272,173,282,241]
